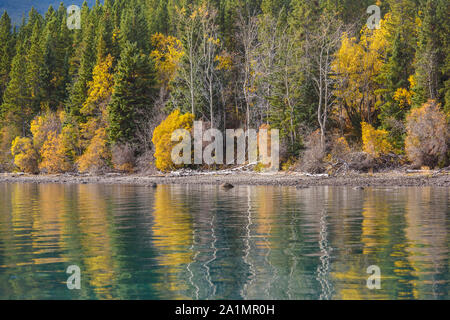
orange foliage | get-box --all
[39,131,72,173]
[405,100,448,167]
[10,136,39,173]
[76,128,110,173]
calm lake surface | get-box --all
[0,183,448,300]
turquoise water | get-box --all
[0,183,448,300]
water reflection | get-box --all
[0,183,448,300]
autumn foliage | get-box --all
[76,128,110,173]
[10,136,38,173]
[152,110,194,172]
[150,33,184,87]
[1,1,449,174]
[361,122,394,158]
[405,100,449,167]
[39,131,72,173]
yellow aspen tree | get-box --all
[152,110,194,172]
[39,131,72,173]
[10,136,38,173]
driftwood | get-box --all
[169,163,257,177]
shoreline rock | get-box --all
[0,171,449,187]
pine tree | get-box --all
[151,0,170,35]
[1,44,32,136]
[67,21,97,119]
[435,0,450,114]
[25,22,45,113]
[0,11,13,104]
[378,0,419,146]
[40,9,72,110]
[119,2,150,52]
[413,0,449,111]
[96,4,115,60]
[108,42,157,143]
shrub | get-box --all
[39,131,72,173]
[254,162,265,172]
[0,125,20,172]
[10,137,38,173]
[76,128,111,173]
[361,122,394,158]
[136,149,158,174]
[281,157,296,171]
[405,100,449,167]
[331,136,351,159]
[300,130,326,173]
[30,111,60,150]
[152,110,194,172]
[60,122,80,161]
[112,143,136,173]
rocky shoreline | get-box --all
[1,170,449,187]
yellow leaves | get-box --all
[39,131,72,174]
[28,111,76,173]
[76,128,110,173]
[408,75,416,89]
[215,53,232,71]
[393,88,412,108]
[393,76,415,109]
[30,111,60,149]
[150,33,184,86]
[333,19,389,126]
[81,54,114,119]
[360,17,389,52]
[152,110,194,172]
[333,34,365,104]
[207,37,220,46]
[361,122,394,158]
[11,137,38,173]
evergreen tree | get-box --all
[25,22,45,113]
[96,4,115,60]
[413,0,449,111]
[119,2,150,52]
[41,9,71,110]
[151,0,170,35]
[67,21,97,118]
[0,11,13,104]
[1,44,32,136]
[108,42,157,143]
[378,0,419,145]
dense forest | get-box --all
[0,0,448,174]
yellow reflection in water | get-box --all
[361,189,390,255]
[76,185,115,299]
[152,185,193,297]
[403,187,448,299]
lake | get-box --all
[0,183,448,300]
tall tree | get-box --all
[25,22,45,113]
[0,11,13,104]
[412,0,449,110]
[1,44,32,136]
[67,21,97,118]
[108,42,157,143]
[303,12,343,150]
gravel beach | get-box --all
[1,170,449,187]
